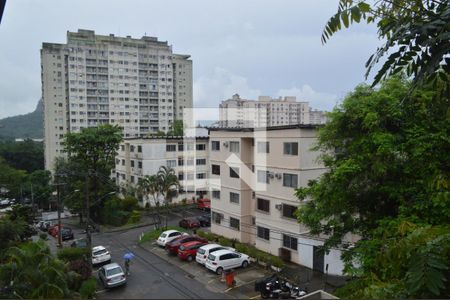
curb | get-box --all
[102,222,157,233]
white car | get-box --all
[196,244,234,265]
[156,230,187,247]
[92,246,111,265]
[205,249,250,275]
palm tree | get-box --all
[157,166,180,204]
[138,175,160,206]
[0,240,77,299]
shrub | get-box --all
[218,237,232,247]
[58,247,89,262]
[235,243,248,254]
[39,233,48,240]
[128,210,141,224]
[122,196,138,212]
[181,198,187,205]
[69,259,92,280]
[270,255,285,269]
[79,277,97,299]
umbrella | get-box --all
[123,252,135,260]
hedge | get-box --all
[57,247,89,262]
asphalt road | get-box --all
[91,210,227,299]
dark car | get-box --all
[71,238,88,248]
[197,215,211,227]
[61,228,74,241]
[179,217,201,229]
[165,235,208,255]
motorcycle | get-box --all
[255,274,308,299]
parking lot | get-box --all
[141,241,273,299]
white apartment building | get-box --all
[218,94,327,127]
[41,29,193,170]
[115,136,209,206]
[208,125,354,275]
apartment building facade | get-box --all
[218,94,327,127]
[115,136,209,206]
[208,125,350,275]
[41,29,193,170]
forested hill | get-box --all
[0,99,43,140]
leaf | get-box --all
[351,6,361,23]
[342,11,350,28]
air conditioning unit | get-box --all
[223,141,229,148]
[275,173,282,180]
[275,204,283,211]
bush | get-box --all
[79,277,97,299]
[69,259,92,280]
[58,247,89,262]
[39,233,48,240]
[218,237,232,247]
[128,210,141,224]
[122,196,138,212]
[270,255,285,269]
[235,243,248,253]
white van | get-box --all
[205,249,250,275]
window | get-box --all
[130,145,135,152]
[121,145,125,151]
[283,142,298,155]
[178,157,184,166]
[257,170,270,184]
[178,172,184,180]
[230,192,240,204]
[196,158,206,165]
[196,144,206,151]
[121,159,125,166]
[138,161,142,168]
[230,167,240,178]
[196,173,206,179]
[167,160,176,168]
[283,234,298,250]
[178,143,184,151]
[257,226,270,240]
[257,142,270,153]
[212,211,222,224]
[282,204,297,219]
[230,217,240,230]
[211,164,220,175]
[230,141,240,153]
[137,145,142,153]
[283,173,298,188]
[166,144,176,152]
[211,141,220,151]
[130,160,135,167]
[212,190,220,199]
[257,198,270,212]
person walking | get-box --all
[123,252,134,276]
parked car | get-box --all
[197,198,211,211]
[49,224,61,236]
[98,263,127,289]
[71,238,88,248]
[196,244,234,265]
[179,217,200,229]
[157,230,188,247]
[205,249,250,275]
[165,235,208,255]
[177,241,208,261]
[61,228,74,241]
[92,246,112,265]
[39,221,54,232]
[196,215,211,227]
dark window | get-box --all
[257,226,270,240]
[211,141,220,151]
[283,142,298,155]
[257,142,270,153]
[137,145,142,153]
[131,160,135,167]
[230,217,240,230]
[283,234,298,250]
[138,161,142,168]
[196,173,206,179]
[283,173,298,188]
[212,190,220,199]
[130,145,135,152]
[212,164,220,175]
[230,192,240,204]
[282,204,297,219]
[178,143,184,151]
[257,198,270,212]
[196,158,206,165]
[166,144,176,152]
[178,157,184,166]
[196,144,206,151]
[178,172,184,180]
[230,167,240,178]
[212,211,222,224]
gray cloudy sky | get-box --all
[0,0,379,119]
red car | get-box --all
[165,235,208,255]
[178,241,208,261]
[197,198,211,211]
[179,217,201,229]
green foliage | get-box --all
[296,78,449,298]
[57,247,89,262]
[0,157,27,199]
[197,230,218,242]
[79,277,97,299]
[39,233,48,240]
[122,196,138,212]
[157,166,180,204]
[0,139,44,172]
[167,120,184,136]
[323,0,450,87]
[0,218,27,256]
[139,226,187,244]
[6,204,35,240]
[0,99,43,141]
[101,197,130,226]
[218,237,232,247]
[138,174,160,205]
[128,210,141,224]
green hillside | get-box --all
[0,99,43,140]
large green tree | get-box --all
[0,140,44,173]
[323,0,449,86]
[295,77,449,298]
[157,166,180,204]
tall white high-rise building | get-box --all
[41,29,193,170]
[218,94,327,128]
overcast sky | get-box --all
[0,0,379,119]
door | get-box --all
[220,253,233,269]
[313,246,325,273]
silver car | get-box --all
[98,263,127,288]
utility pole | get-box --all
[54,175,64,248]
[30,183,35,216]
[85,173,92,268]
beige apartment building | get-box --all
[218,94,327,127]
[208,125,351,275]
[41,29,193,170]
[115,136,209,206]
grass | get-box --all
[139,226,187,244]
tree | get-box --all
[0,218,27,257]
[25,170,52,210]
[0,140,44,173]
[167,120,184,136]
[0,157,26,200]
[295,77,449,298]
[138,175,161,206]
[323,0,450,86]
[157,166,180,204]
